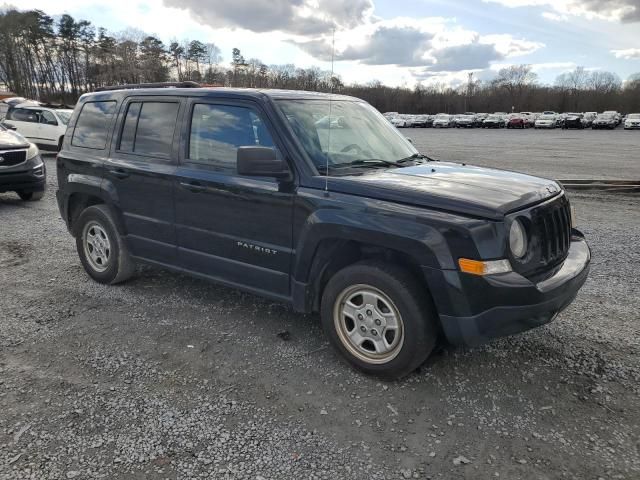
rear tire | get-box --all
[320,260,438,380]
[18,190,45,201]
[75,205,135,284]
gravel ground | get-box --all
[407,127,640,181]
[0,154,638,479]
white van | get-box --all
[4,106,72,151]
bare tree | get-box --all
[495,65,538,111]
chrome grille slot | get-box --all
[537,199,571,266]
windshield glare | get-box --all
[277,99,417,173]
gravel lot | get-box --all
[408,127,640,181]
[0,151,639,480]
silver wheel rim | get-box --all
[333,284,404,365]
[83,221,111,273]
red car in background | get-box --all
[507,115,532,129]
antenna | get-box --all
[324,27,336,194]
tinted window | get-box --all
[72,101,117,149]
[119,102,141,152]
[188,104,275,172]
[8,108,39,123]
[118,101,178,157]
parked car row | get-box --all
[383,111,638,131]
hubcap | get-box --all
[333,284,404,365]
[83,221,111,272]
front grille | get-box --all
[509,195,573,279]
[537,200,572,266]
[0,150,27,168]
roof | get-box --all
[82,87,359,103]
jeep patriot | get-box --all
[56,83,591,378]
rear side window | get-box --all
[119,101,179,157]
[188,104,275,172]
[8,108,39,123]
[72,101,117,149]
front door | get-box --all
[37,110,60,145]
[174,99,294,299]
[104,97,184,265]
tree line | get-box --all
[1,8,639,114]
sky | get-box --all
[13,0,640,88]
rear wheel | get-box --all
[321,261,438,379]
[75,205,135,284]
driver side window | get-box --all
[188,104,276,173]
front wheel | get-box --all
[321,261,438,379]
[18,190,45,201]
[75,205,135,284]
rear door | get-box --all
[173,99,295,299]
[5,108,40,141]
[104,96,184,265]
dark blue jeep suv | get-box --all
[56,83,590,378]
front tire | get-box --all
[75,205,135,284]
[18,190,45,201]
[321,261,438,379]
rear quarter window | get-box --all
[72,101,117,150]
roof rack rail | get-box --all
[95,81,201,92]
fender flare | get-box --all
[292,209,457,284]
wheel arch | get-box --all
[64,178,124,237]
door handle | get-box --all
[109,168,129,179]
[179,181,206,193]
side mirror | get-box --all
[2,122,16,130]
[237,146,290,179]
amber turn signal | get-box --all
[458,258,512,276]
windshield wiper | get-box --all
[398,153,435,163]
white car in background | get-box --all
[390,116,408,128]
[535,113,558,129]
[433,114,454,128]
[624,113,640,130]
[4,105,73,151]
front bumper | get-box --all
[624,124,640,129]
[425,233,590,347]
[0,163,46,193]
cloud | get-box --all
[339,26,434,66]
[485,0,640,23]
[292,20,542,74]
[612,48,640,59]
[161,0,374,35]
[426,42,504,72]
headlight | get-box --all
[26,143,39,160]
[509,219,528,259]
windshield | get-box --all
[56,110,72,125]
[277,99,417,173]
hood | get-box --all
[0,129,29,150]
[328,162,562,220]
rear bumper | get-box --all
[424,233,590,347]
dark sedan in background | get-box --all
[563,113,585,129]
